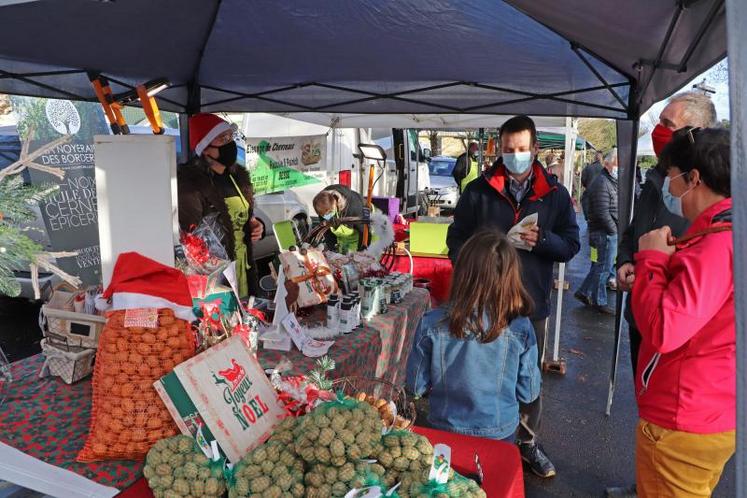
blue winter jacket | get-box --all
[447,161,580,320]
[406,307,541,440]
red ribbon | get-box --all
[182,232,210,265]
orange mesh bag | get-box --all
[77,308,196,462]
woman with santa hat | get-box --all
[178,113,263,297]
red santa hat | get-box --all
[100,252,195,321]
[189,113,233,156]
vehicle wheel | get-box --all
[292,215,309,241]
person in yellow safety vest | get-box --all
[453,142,480,193]
[313,184,367,254]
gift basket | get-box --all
[39,336,96,384]
[332,376,416,431]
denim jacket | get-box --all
[406,307,541,440]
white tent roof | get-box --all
[268,113,566,130]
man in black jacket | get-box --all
[452,142,479,193]
[574,149,618,314]
[447,115,580,479]
[617,91,715,373]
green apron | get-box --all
[330,223,359,254]
[224,175,251,297]
[460,157,479,192]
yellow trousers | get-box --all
[636,419,735,498]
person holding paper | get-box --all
[446,115,580,478]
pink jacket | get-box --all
[633,198,734,434]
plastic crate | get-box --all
[39,338,95,384]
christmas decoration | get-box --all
[0,130,81,298]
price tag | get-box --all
[124,308,158,328]
[429,444,452,484]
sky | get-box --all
[641,60,730,126]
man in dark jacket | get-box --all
[452,142,479,193]
[581,151,604,189]
[616,91,715,374]
[574,149,618,314]
[447,115,580,479]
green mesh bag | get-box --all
[304,460,391,498]
[293,394,383,467]
[143,435,226,498]
[227,440,305,498]
[398,470,486,498]
[377,430,435,487]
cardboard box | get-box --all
[154,336,286,463]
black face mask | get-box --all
[211,140,237,168]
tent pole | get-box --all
[606,118,639,415]
[178,113,190,164]
[726,0,746,494]
[548,117,577,370]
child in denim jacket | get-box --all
[406,229,541,442]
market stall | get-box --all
[0,349,525,498]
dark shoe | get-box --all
[605,485,637,498]
[518,442,557,478]
[573,291,592,306]
[594,305,616,316]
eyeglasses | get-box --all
[209,131,235,147]
[686,127,702,145]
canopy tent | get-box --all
[0,0,725,120]
[536,127,593,151]
[264,113,567,130]
[2,2,742,488]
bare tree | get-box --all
[425,129,441,156]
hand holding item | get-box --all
[508,213,539,251]
[250,217,263,241]
[616,262,636,291]
[638,226,675,256]
[520,225,540,248]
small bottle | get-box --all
[340,298,353,334]
[353,296,361,328]
[326,294,339,330]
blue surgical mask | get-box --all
[322,211,336,221]
[661,173,693,217]
[611,167,618,179]
[502,152,533,175]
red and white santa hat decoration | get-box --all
[189,113,233,156]
[98,252,195,321]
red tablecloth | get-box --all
[413,427,525,498]
[392,255,453,306]
[120,426,524,498]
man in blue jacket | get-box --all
[447,115,580,478]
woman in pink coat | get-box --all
[632,127,733,498]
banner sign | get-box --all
[11,96,110,285]
[244,135,326,194]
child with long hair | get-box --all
[406,229,541,442]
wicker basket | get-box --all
[332,376,416,430]
[40,305,106,349]
[39,338,95,384]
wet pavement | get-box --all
[523,214,736,497]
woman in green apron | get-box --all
[312,184,366,254]
[178,113,263,297]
